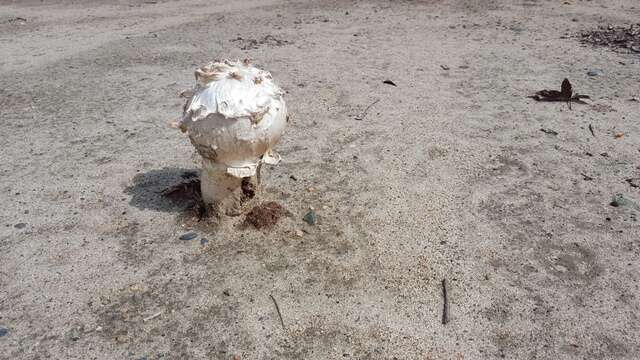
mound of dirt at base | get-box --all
[244,201,287,229]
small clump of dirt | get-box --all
[241,178,256,201]
[244,202,287,229]
[579,24,640,53]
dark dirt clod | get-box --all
[241,178,256,201]
[0,327,8,337]
[245,202,286,229]
[579,24,640,53]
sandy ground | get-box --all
[1,0,640,359]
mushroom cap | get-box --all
[180,59,287,177]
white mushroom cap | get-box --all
[179,59,287,178]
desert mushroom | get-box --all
[174,59,288,214]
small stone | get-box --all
[115,335,128,343]
[610,195,623,207]
[179,231,197,241]
[0,327,8,337]
[303,210,317,225]
[67,327,82,341]
[14,223,26,229]
[610,194,640,211]
[295,229,304,237]
[200,238,209,245]
[587,69,603,76]
[223,290,230,296]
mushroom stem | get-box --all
[200,159,258,215]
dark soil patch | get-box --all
[241,177,256,201]
[244,201,287,229]
[579,24,640,53]
[162,177,201,205]
[161,175,215,223]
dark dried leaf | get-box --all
[561,78,572,98]
[382,80,397,86]
[530,78,589,108]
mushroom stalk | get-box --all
[175,59,287,215]
[199,159,257,214]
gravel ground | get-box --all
[1,0,639,359]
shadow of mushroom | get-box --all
[124,167,200,212]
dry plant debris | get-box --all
[530,78,590,109]
[580,24,640,53]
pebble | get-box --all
[14,223,26,229]
[0,327,8,337]
[67,327,81,341]
[587,69,603,76]
[303,210,317,225]
[200,238,209,245]
[179,232,197,241]
[610,194,640,211]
